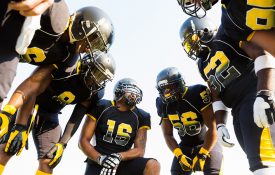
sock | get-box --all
[35,170,52,175]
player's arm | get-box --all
[161,119,191,171]
[241,41,275,128]
[78,116,101,162]
[46,101,90,168]
[118,128,148,161]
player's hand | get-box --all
[192,147,210,172]
[100,167,117,175]
[0,111,13,143]
[47,143,66,169]
[217,123,234,147]
[100,153,122,169]
[178,154,192,171]
[8,0,54,16]
[4,124,28,156]
[254,90,275,128]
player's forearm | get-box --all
[78,138,101,162]
[59,104,87,144]
[119,147,145,161]
[203,127,217,151]
[163,134,180,153]
[15,95,36,125]
[257,69,275,92]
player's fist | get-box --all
[192,147,210,172]
[254,90,275,128]
[178,154,192,171]
[47,142,66,169]
[217,123,234,147]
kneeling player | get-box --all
[79,78,160,175]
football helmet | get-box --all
[156,67,185,103]
[179,16,216,61]
[177,0,218,18]
[113,78,143,107]
[68,6,114,52]
[80,50,116,92]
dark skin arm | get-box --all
[58,101,90,145]
[161,119,180,152]
[79,116,101,162]
[10,65,55,125]
[241,41,275,92]
[200,105,217,151]
[119,128,148,161]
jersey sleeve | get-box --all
[191,85,212,111]
[156,97,168,119]
[136,108,151,130]
[86,99,108,121]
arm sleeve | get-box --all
[137,108,151,130]
[156,97,168,119]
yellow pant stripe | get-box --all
[260,128,275,165]
[0,164,5,174]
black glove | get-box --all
[4,124,28,156]
[47,142,66,169]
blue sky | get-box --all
[3,0,252,174]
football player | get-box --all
[79,78,161,175]
[0,4,114,108]
[179,16,275,175]
[0,51,116,175]
[156,67,225,175]
[0,5,114,153]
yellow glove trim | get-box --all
[17,130,28,156]
[173,148,183,158]
[35,170,52,175]
[4,130,28,156]
[49,143,64,166]
[199,147,210,157]
[3,105,16,115]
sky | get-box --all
[2,0,253,174]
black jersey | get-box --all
[87,99,151,155]
[35,62,104,113]
[197,26,257,108]
[156,85,211,147]
[0,0,70,65]
[221,0,274,41]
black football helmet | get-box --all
[80,50,116,93]
[179,16,216,61]
[156,67,186,103]
[68,6,114,52]
[113,78,143,107]
[177,0,218,18]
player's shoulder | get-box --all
[133,106,151,119]
[186,84,208,95]
[96,99,113,108]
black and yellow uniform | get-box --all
[85,99,152,175]
[221,0,274,42]
[31,63,104,158]
[198,28,275,172]
[156,84,223,175]
[0,0,70,104]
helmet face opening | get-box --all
[177,0,214,18]
[81,51,115,92]
[114,78,143,107]
[156,67,186,103]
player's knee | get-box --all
[38,159,52,172]
[144,159,160,174]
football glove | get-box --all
[173,147,192,171]
[100,153,122,169]
[192,147,210,172]
[4,124,28,156]
[47,142,66,169]
[254,90,275,128]
[0,105,16,143]
[100,167,117,175]
[217,124,234,147]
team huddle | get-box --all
[0,0,274,175]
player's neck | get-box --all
[115,101,131,112]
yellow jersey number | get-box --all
[203,51,241,93]
[246,0,275,30]
[21,47,46,63]
[103,119,132,146]
[168,111,201,136]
